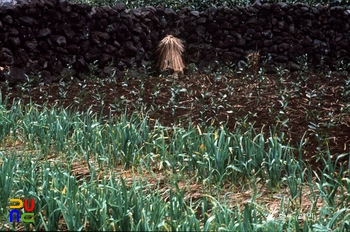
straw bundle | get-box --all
[247,51,260,74]
[156,35,185,75]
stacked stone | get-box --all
[0,0,350,83]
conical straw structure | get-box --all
[156,35,185,74]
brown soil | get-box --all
[2,69,350,170]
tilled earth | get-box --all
[2,69,350,170]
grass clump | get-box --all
[0,98,349,231]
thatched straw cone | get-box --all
[156,35,185,75]
[247,51,260,74]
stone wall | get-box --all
[1,0,350,83]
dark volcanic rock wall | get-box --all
[0,0,350,83]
